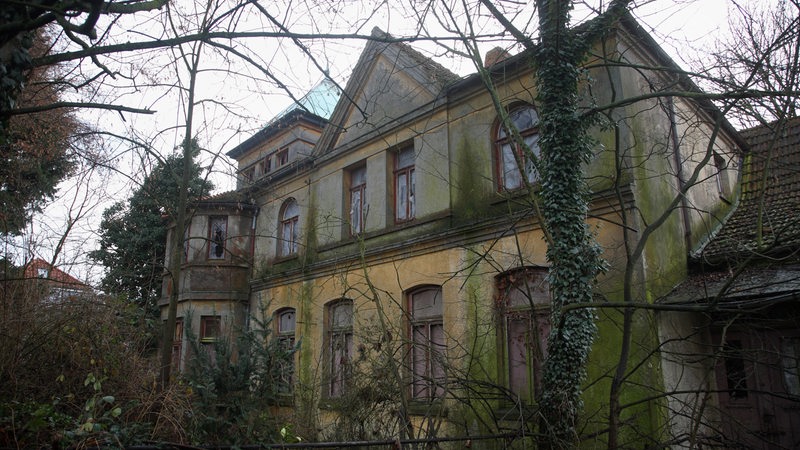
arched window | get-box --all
[279,199,299,256]
[408,286,445,399]
[495,267,550,403]
[327,299,353,397]
[495,104,540,191]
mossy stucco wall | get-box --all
[182,26,744,447]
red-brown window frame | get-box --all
[494,104,540,192]
[349,165,367,235]
[407,286,445,400]
[327,299,353,398]
[275,307,297,393]
[394,147,415,223]
[495,267,550,403]
[207,216,227,260]
[279,199,299,257]
[200,315,221,343]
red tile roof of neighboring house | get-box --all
[698,117,800,265]
[23,258,89,289]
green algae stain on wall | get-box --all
[628,118,687,298]
[451,135,493,223]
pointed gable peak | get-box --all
[314,27,460,156]
[371,26,389,39]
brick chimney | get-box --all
[485,47,512,67]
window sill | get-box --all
[491,186,540,204]
[273,254,299,264]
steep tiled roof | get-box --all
[699,117,800,265]
[23,258,88,288]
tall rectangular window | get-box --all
[409,287,445,399]
[207,216,227,260]
[279,199,299,256]
[349,166,367,235]
[242,167,255,183]
[496,268,550,402]
[328,300,353,397]
[172,318,184,370]
[495,105,540,191]
[263,155,272,175]
[714,151,732,199]
[394,147,415,222]
[182,225,190,262]
[722,340,749,400]
[276,308,296,393]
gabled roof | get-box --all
[23,258,88,288]
[698,117,800,265]
[313,27,460,156]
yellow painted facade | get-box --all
[162,18,746,447]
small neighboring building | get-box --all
[22,258,91,303]
[161,14,750,447]
[662,117,800,449]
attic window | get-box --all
[242,167,255,183]
[262,156,272,175]
[37,268,48,278]
[276,148,289,167]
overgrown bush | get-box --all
[1,264,297,448]
[0,265,162,448]
[182,307,298,446]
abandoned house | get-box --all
[661,116,800,449]
[156,12,780,447]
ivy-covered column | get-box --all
[534,0,604,446]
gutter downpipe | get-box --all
[245,207,259,331]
